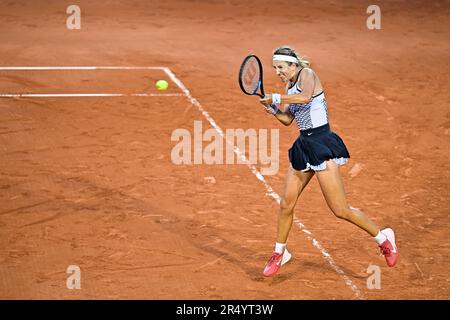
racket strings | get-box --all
[240,57,261,94]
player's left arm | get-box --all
[263,68,315,105]
[283,68,315,104]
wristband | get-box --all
[266,104,279,115]
[272,93,282,105]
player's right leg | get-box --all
[263,165,315,277]
[277,165,315,243]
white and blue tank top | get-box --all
[287,69,329,131]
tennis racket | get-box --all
[239,54,280,114]
[238,54,265,98]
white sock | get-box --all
[275,242,286,254]
[373,230,387,245]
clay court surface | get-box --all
[0,0,449,299]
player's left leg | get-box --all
[315,160,378,235]
[315,160,398,266]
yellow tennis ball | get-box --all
[156,80,169,91]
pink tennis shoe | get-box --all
[379,228,398,267]
[262,249,292,277]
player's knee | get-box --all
[280,198,295,215]
[331,205,351,220]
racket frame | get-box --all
[238,54,266,98]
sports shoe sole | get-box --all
[382,228,396,249]
[381,227,398,267]
[281,248,292,266]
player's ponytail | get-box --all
[273,46,310,68]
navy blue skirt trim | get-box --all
[288,124,350,171]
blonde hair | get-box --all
[273,45,310,68]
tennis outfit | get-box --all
[286,69,350,171]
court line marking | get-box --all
[0,66,181,98]
[163,67,364,300]
[0,93,184,98]
[0,66,165,70]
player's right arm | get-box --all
[274,107,294,126]
[259,98,294,126]
[277,80,295,126]
[259,82,294,126]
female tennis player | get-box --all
[260,46,398,277]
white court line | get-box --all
[163,67,364,300]
[0,66,165,70]
[0,66,181,98]
[0,93,184,98]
